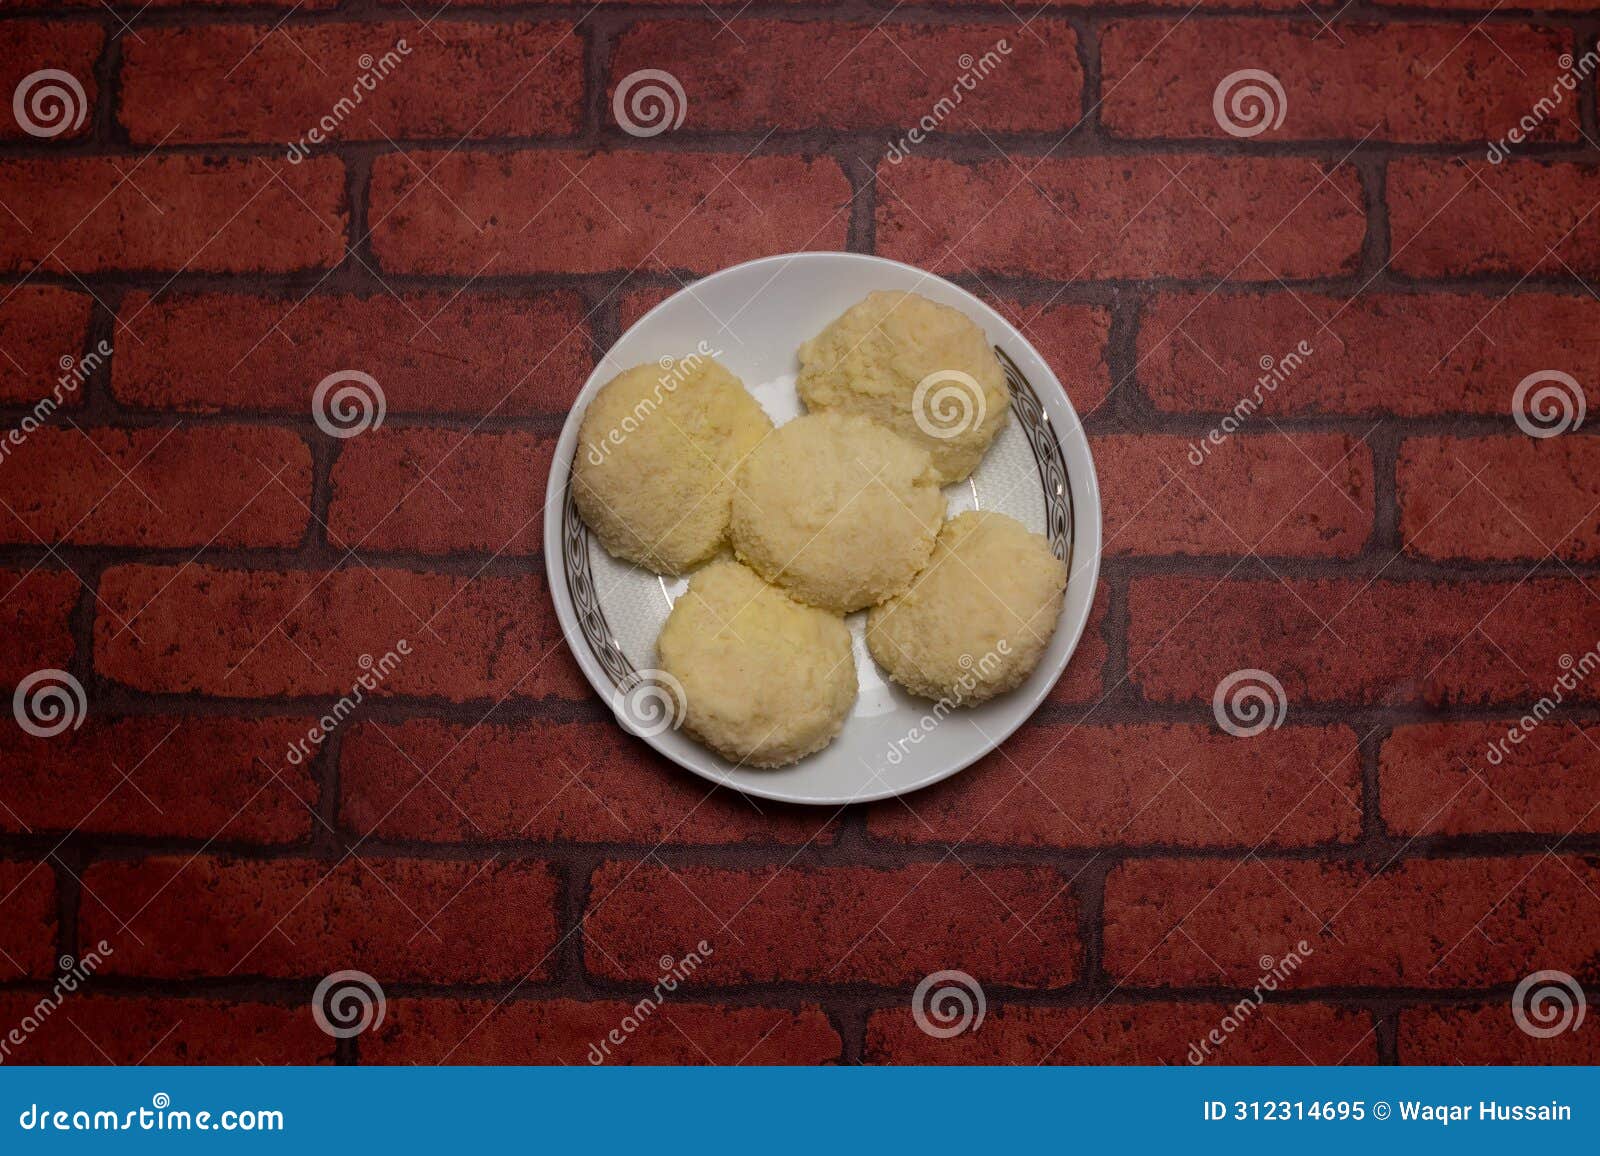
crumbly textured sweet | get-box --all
[657,560,857,767]
[729,412,946,613]
[867,511,1068,704]
[573,356,772,575]
[797,291,1010,484]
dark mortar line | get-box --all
[312,726,347,854]
[17,267,1600,303]
[0,973,1567,1008]
[1356,156,1390,279]
[1100,287,1147,424]
[1367,420,1401,554]
[1077,854,1109,987]
[72,290,128,424]
[12,131,1600,162]
[1376,1007,1401,1064]
[841,151,879,255]
[1101,567,1131,694]
[1582,22,1600,140]
[828,1001,869,1065]
[92,16,121,149]
[62,546,105,698]
[1072,12,1100,133]
[51,847,83,971]
[341,148,378,284]
[16,673,1600,727]
[1358,722,1391,846]
[12,831,1600,867]
[555,851,591,988]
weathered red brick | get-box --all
[81,856,559,981]
[0,288,94,406]
[0,157,346,274]
[0,996,331,1064]
[2,717,318,842]
[1140,291,1600,416]
[1375,0,1596,9]
[0,24,101,142]
[328,429,553,554]
[877,156,1364,280]
[1382,722,1600,837]
[868,724,1361,849]
[94,565,585,702]
[12,0,334,7]
[1097,433,1373,557]
[114,291,591,415]
[1103,22,1571,143]
[1399,436,1600,561]
[618,286,672,332]
[0,862,56,979]
[1401,1006,1600,1064]
[1048,583,1109,705]
[0,426,310,548]
[340,719,838,845]
[867,1002,1376,1064]
[121,22,582,145]
[370,151,850,275]
[1389,159,1600,277]
[990,298,1113,415]
[365,998,841,1064]
[1129,577,1600,707]
[611,22,1079,133]
[0,569,77,684]
[386,0,1322,7]
[584,862,1079,986]
[1105,856,1600,988]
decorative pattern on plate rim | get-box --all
[563,348,1077,689]
[997,346,1074,568]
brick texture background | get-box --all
[1,0,1599,1067]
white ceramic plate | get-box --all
[544,252,1102,805]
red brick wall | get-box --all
[1,0,1597,1066]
